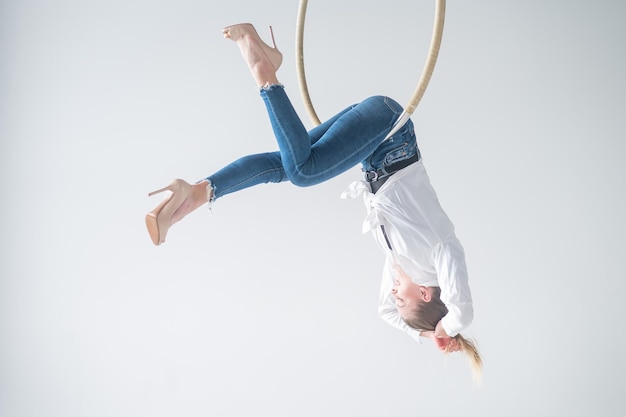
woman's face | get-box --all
[391,265,431,317]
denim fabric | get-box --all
[206,85,419,200]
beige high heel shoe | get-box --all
[222,23,283,71]
[145,179,192,246]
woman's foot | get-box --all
[170,180,212,225]
[146,180,211,245]
[223,23,282,87]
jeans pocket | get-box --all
[384,144,411,165]
[383,129,418,166]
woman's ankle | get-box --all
[246,50,279,86]
[254,72,280,88]
[171,180,211,224]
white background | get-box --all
[1,1,625,416]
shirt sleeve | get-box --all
[431,238,474,337]
[377,257,423,343]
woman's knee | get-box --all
[281,164,322,187]
[359,95,387,109]
[357,96,402,123]
[286,171,317,188]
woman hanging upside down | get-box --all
[146,23,482,378]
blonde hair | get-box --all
[403,287,483,383]
[448,334,482,384]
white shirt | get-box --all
[342,160,474,341]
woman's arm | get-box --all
[431,238,474,337]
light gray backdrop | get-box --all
[1,1,625,416]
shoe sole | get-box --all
[145,214,161,246]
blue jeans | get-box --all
[206,85,419,200]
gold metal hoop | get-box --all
[295,0,446,137]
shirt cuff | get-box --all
[410,328,423,344]
[441,316,459,338]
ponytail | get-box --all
[449,334,482,384]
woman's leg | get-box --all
[165,26,286,225]
[224,23,403,186]
[261,86,403,186]
[168,151,285,224]
[199,101,359,203]
[170,25,402,223]
[169,91,401,224]
[206,151,286,200]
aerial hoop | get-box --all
[295,0,446,139]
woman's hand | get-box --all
[431,333,452,351]
[427,321,461,353]
[421,330,455,352]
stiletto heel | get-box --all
[268,25,278,50]
[145,179,192,246]
[222,23,283,71]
